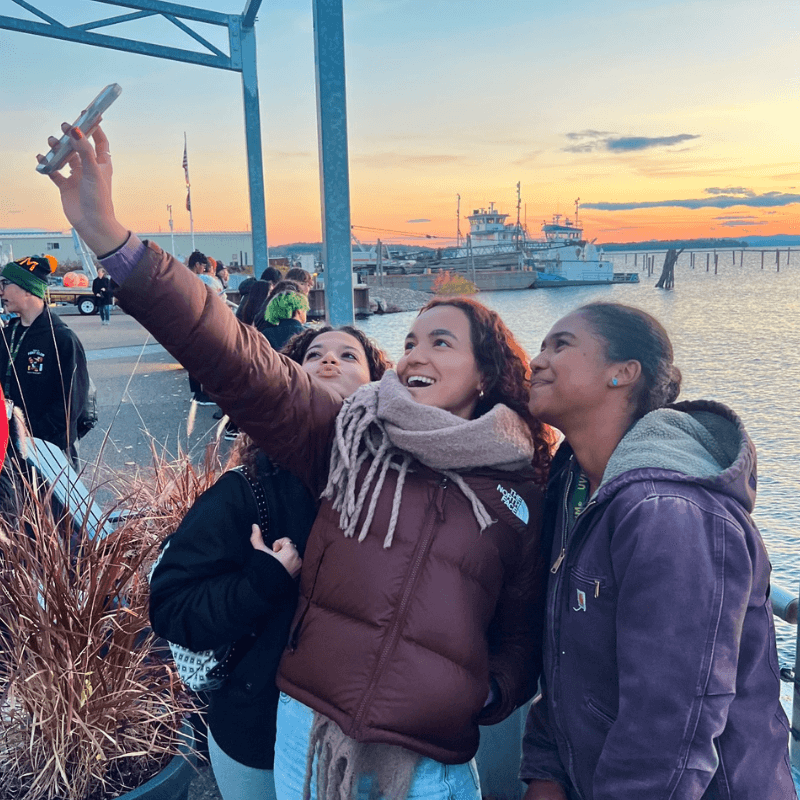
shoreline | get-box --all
[368,286,432,314]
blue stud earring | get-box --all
[612,377,619,386]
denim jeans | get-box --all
[274,693,481,800]
[98,303,111,322]
[207,728,277,800]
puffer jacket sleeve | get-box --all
[520,693,571,787]
[115,242,342,493]
[478,486,547,725]
[594,491,755,800]
[149,470,297,652]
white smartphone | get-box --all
[36,83,122,175]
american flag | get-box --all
[182,141,190,185]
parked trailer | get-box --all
[47,286,99,315]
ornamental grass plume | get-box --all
[0,439,233,800]
[432,270,478,296]
[108,436,236,537]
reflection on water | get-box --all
[360,251,800,663]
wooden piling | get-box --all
[761,251,765,269]
[776,249,780,272]
[706,253,710,272]
[714,253,718,274]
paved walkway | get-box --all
[59,309,231,481]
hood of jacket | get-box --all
[594,398,757,513]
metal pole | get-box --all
[234,15,269,279]
[167,204,175,257]
[313,0,354,326]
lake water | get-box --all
[360,249,800,665]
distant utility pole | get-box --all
[456,194,462,247]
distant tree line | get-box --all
[601,238,749,251]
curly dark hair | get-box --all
[233,326,392,468]
[418,297,555,483]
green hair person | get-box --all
[264,290,309,326]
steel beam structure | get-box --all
[312,0,354,326]
[0,0,269,276]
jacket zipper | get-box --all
[550,468,573,574]
[351,477,447,735]
[548,463,597,798]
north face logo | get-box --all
[497,484,529,524]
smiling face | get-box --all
[301,331,372,399]
[527,311,616,431]
[396,304,483,419]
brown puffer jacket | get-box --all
[117,242,546,765]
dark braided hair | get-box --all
[578,301,682,420]
[419,297,555,484]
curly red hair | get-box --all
[418,297,556,483]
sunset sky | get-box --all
[1,0,798,247]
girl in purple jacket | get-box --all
[521,302,794,800]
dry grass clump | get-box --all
[0,439,233,800]
[109,437,236,545]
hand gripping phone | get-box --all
[36,84,122,175]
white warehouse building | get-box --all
[0,230,255,268]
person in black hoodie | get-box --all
[92,267,113,325]
[148,326,390,800]
[0,255,89,467]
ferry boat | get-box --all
[529,212,618,288]
[456,199,638,287]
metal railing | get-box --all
[772,583,800,789]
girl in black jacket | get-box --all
[148,327,390,800]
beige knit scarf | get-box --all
[322,370,535,548]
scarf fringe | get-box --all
[304,711,420,800]
[322,372,533,548]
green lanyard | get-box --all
[568,470,590,525]
[4,323,29,396]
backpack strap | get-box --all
[232,464,270,537]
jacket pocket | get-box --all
[585,696,617,729]
[568,567,610,613]
[288,546,327,652]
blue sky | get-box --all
[1,0,798,244]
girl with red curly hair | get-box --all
[43,122,555,800]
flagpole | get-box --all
[183,132,195,252]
